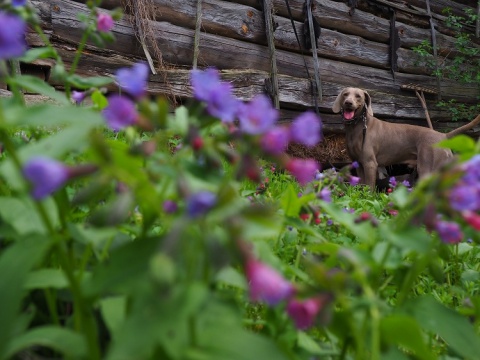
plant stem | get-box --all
[65,29,91,98]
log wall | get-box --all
[25,0,480,137]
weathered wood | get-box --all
[46,0,478,102]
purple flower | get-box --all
[449,183,480,212]
[289,111,322,147]
[318,187,332,203]
[389,176,397,188]
[238,94,278,135]
[116,63,149,99]
[71,90,87,104]
[286,297,327,330]
[402,180,411,187]
[286,158,319,186]
[327,219,333,226]
[349,175,360,186]
[246,259,295,306]
[435,220,463,244]
[462,155,480,183]
[162,200,178,214]
[102,95,138,131]
[23,157,70,200]
[0,12,27,60]
[186,191,217,218]
[97,13,114,32]
[190,68,239,123]
[261,126,290,155]
[351,161,359,169]
[12,0,27,7]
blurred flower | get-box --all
[289,111,322,147]
[449,183,480,212]
[261,126,290,155]
[103,95,138,131]
[351,161,359,169]
[349,175,360,186]
[461,154,480,183]
[402,179,411,187]
[186,191,217,218]
[318,187,331,203]
[238,94,278,135]
[97,13,114,32]
[190,68,239,123]
[315,170,323,180]
[286,296,328,330]
[462,211,480,230]
[246,259,294,306]
[71,90,87,104]
[0,12,27,60]
[163,200,178,214]
[327,219,333,226]
[389,176,397,188]
[12,0,27,7]
[435,220,463,244]
[286,158,319,186]
[116,62,149,99]
[23,157,70,200]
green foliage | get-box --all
[412,7,480,121]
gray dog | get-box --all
[332,87,480,189]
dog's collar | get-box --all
[341,106,367,126]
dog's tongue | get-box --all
[343,110,355,120]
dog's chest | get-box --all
[345,130,364,160]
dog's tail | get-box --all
[446,114,480,139]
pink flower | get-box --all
[286,158,319,186]
[261,126,290,155]
[349,175,360,186]
[246,259,294,306]
[462,211,480,230]
[286,296,329,330]
[97,13,114,32]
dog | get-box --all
[332,87,480,189]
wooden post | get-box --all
[193,0,202,69]
[306,0,322,102]
[262,0,280,109]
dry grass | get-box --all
[287,134,351,164]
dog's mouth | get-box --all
[342,109,356,121]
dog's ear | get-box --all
[364,90,373,116]
[332,89,346,113]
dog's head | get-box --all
[332,87,373,122]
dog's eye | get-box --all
[355,94,361,99]
[343,92,349,97]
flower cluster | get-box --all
[191,68,322,186]
[245,257,329,329]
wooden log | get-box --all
[46,0,478,102]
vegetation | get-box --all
[1,1,480,360]
[413,7,480,121]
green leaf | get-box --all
[66,74,114,89]
[0,235,51,357]
[24,268,68,290]
[7,75,69,105]
[380,315,436,360]
[99,296,127,341]
[4,326,87,359]
[91,89,108,110]
[0,196,59,235]
[215,267,246,290]
[403,295,480,359]
[18,47,57,63]
[169,106,189,135]
[437,135,475,155]
[297,331,325,355]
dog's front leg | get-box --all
[363,163,378,190]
